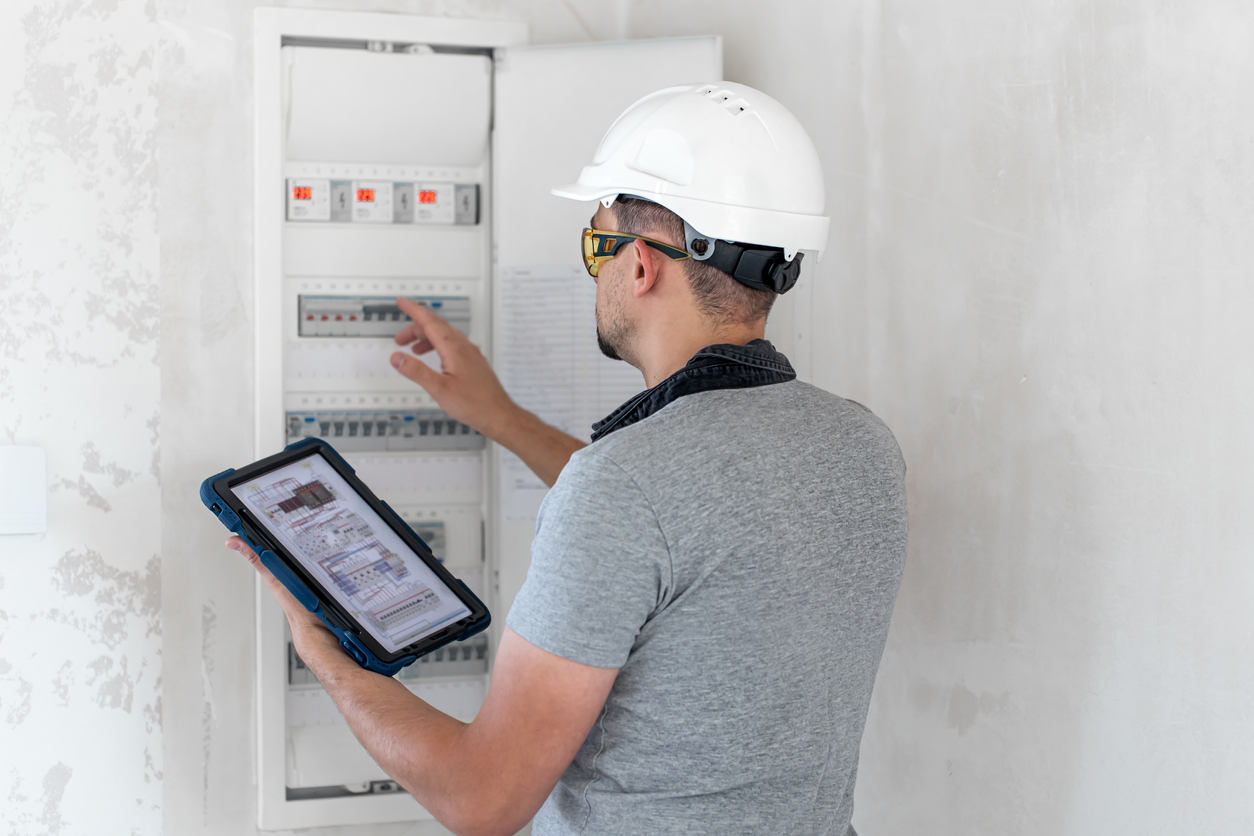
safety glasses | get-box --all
[581,228,690,278]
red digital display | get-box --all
[292,186,312,201]
[418,189,438,204]
[356,188,376,203]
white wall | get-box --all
[636,0,1254,832]
[4,0,1251,834]
[2,2,618,835]
[854,4,1254,832]
[0,2,163,831]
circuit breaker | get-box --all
[252,8,721,830]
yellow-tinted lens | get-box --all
[582,229,598,277]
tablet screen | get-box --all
[231,452,471,653]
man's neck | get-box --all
[634,319,766,388]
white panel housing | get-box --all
[286,48,492,166]
[253,9,523,830]
[254,7,719,832]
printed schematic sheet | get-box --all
[497,267,646,521]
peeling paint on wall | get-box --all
[39,762,73,836]
[5,679,34,726]
[200,601,217,824]
[50,549,162,650]
[0,0,163,832]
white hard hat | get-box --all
[552,82,829,272]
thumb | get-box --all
[233,536,279,581]
[226,537,304,613]
[391,352,442,391]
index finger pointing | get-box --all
[393,298,432,345]
[395,296,456,338]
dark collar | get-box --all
[590,339,796,442]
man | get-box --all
[228,82,907,836]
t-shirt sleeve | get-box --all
[505,448,670,669]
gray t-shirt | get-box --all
[506,380,907,836]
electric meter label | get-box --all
[286,179,330,221]
[329,181,353,222]
[351,180,393,223]
[413,183,455,225]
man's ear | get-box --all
[631,238,659,299]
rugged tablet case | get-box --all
[199,437,491,677]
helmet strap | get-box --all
[683,220,803,294]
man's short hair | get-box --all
[612,197,777,325]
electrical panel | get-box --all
[253,7,721,830]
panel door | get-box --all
[491,37,723,621]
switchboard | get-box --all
[257,15,503,825]
[252,7,720,830]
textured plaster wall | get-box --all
[3,1,619,835]
[848,7,1254,832]
[0,1,164,833]
[7,0,1251,834]
[634,1,1254,833]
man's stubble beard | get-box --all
[595,270,633,364]
[596,326,623,361]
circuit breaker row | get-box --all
[286,178,479,225]
[298,295,470,338]
[287,409,485,451]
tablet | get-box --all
[200,438,490,676]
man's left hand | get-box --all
[225,536,343,672]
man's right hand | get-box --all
[390,297,519,440]
[389,297,586,486]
